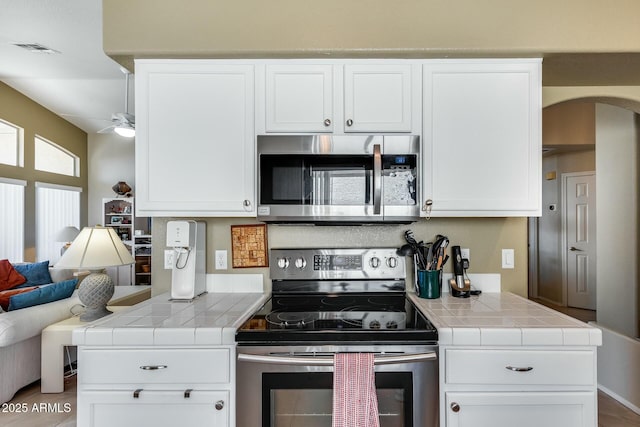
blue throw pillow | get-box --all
[8,278,77,311]
[12,261,53,288]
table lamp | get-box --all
[56,226,135,321]
[55,226,80,255]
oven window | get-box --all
[260,155,373,205]
[263,372,412,427]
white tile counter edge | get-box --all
[410,291,602,347]
[73,274,268,347]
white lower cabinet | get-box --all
[441,347,598,427]
[445,391,595,427]
[77,346,234,427]
[80,390,228,427]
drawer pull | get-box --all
[215,400,224,411]
[506,365,533,372]
[140,365,168,371]
[184,389,193,398]
[133,389,143,398]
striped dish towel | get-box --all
[332,352,380,427]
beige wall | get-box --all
[103,0,640,60]
[0,82,88,261]
[543,102,595,147]
[151,217,528,297]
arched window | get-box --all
[34,135,79,177]
[0,119,23,167]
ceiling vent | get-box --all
[12,43,60,54]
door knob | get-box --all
[569,246,583,252]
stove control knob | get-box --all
[369,257,381,269]
[294,257,307,269]
[277,257,289,269]
[386,257,398,268]
[369,320,381,329]
[386,320,398,329]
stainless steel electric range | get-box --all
[236,248,439,427]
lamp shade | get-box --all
[55,226,80,242]
[56,226,135,269]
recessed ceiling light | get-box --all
[12,43,60,54]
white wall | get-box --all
[87,133,135,226]
[595,103,639,338]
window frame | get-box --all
[34,134,80,177]
[0,119,24,167]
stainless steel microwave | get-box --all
[256,134,420,223]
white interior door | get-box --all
[564,172,596,310]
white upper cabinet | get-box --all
[259,61,420,134]
[422,59,542,217]
[264,64,334,132]
[135,60,255,217]
[343,64,415,132]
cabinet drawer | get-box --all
[445,349,595,386]
[80,348,230,385]
[78,390,228,427]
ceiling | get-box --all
[0,0,129,134]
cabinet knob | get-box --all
[450,402,460,413]
[324,118,332,127]
[422,199,433,219]
[243,199,251,209]
[215,400,225,410]
[346,119,354,127]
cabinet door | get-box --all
[135,61,255,216]
[264,64,334,132]
[422,60,541,216]
[78,390,228,427]
[344,64,415,132]
[445,392,595,427]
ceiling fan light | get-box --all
[114,125,135,138]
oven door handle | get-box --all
[373,143,382,215]
[237,352,437,366]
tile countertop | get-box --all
[72,291,269,347]
[408,292,602,347]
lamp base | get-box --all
[78,272,115,322]
[80,306,113,322]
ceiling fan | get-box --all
[99,71,135,138]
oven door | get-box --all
[236,344,438,427]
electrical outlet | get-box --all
[215,250,228,270]
[460,248,470,262]
[164,250,174,269]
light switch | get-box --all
[502,249,515,269]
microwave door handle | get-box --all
[373,144,382,215]
[237,352,437,366]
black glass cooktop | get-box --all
[236,293,438,345]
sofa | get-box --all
[0,264,80,403]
